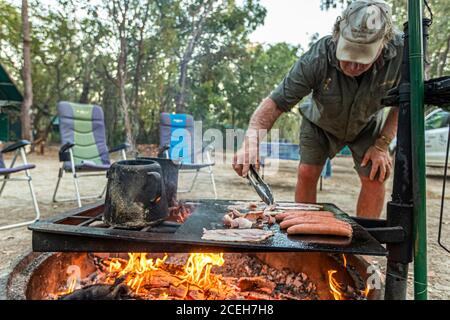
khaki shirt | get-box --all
[270,34,403,142]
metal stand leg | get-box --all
[0,175,9,196]
[99,183,107,198]
[0,148,41,231]
[26,173,40,221]
[69,150,82,208]
[72,173,82,208]
[208,165,218,199]
[385,261,409,300]
[52,167,64,203]
[186,170,199,193]
[20,148,40,222]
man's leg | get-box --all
[357,174,385,218]
[348,117,386,218]
[295,164,324,203]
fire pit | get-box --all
[1,252,382,300]
[11,199,393,300]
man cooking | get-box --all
[232,0,402,219]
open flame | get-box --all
[327,254,371,300]
[328,270,345,300]
[59,265,81,296]
[105,253,224,296]
[180,253,225,289]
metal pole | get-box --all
[385,21,412,301]
[408,0,427,300]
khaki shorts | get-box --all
[299,118,383,177]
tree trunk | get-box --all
[102,82,117,147]
[21,0,33,141]
[132,2,150,142]
[117,29,135,152]
[79,68,91,104]
[175,1,215,114]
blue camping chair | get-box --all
[0,140,40,230]
[159,113,217,199]
[52,102,129,207]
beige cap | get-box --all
[336,0,392,65]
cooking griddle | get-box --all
[29,200,387,256]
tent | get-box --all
[0,64,23,141]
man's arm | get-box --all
[248,97,284,133]
[232,97,283,177]
[377,107,399,148]
[362,107,399,182]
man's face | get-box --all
[339,60,374,77]
[338,43,384,77]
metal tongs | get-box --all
[247,165,275,206]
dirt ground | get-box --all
[0,149,449,300]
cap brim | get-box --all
[336,35,383,65]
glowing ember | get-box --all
[52,253,373,300]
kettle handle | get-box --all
[147,172,162,203]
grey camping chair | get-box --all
[159,112,217,199]
[0,140,40,230]
[52,101,129,207]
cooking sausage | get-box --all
[287,223,353,238]
[282,212,336,222]
[279,216,351,230]
[275,210,334,222]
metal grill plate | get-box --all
[29,200,387,256]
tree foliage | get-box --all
[2,0,305,145]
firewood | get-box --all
[169,284,188,298]
[59,277,130,300]
[187,289,205,300]
[238,276,276,294]
[242,292,274,300]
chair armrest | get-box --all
[1,140,31,154]
[109,143,130,154]
[59,142,75,162]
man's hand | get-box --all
[232,135,260,177]
[361,145,393,183]
[231,98,283,178]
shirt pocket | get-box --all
[314,94,344,119]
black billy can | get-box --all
[103,159,169,228]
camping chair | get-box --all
[0,140,40,230]
[52,101,129,207]
[158,112,217,199]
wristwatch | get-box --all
[375,135,393,152]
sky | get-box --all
[248,0,343,48]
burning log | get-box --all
[49,253,329,301]
[169,284,189,298]
[59,277,131,300]
[238,276,276,294]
